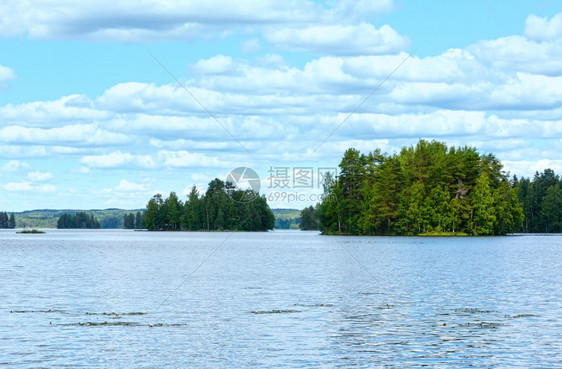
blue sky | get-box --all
[1,0,561,211]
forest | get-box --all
[316,139,526,236]
[0,211,16,229]
[143,178,275,231]
[57,212,101,229]
[299,206,319,230]
[123,211,144,229]
[515,169,562,233]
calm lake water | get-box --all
[1,229,561,368]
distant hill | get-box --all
[272,208,301,229]
[14,207,303,229]
[15,209,144,229]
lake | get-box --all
[1,229,561,368]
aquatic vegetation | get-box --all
[251,309,301,314]
[67,321,186,327]
[85,312,146,316]
[504,314,538,319]
[293,303,334,308]
[459,321,505,329]
[17,229,45,234]
[10,309,67,314]
[454,308,495,314]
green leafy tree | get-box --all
[300,205,319,230]
[541,185,562,232]
[317,139,528,236]
[470,173,496,235]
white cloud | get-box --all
[0,0,372,42]
[80,151,156,169]
[157,150,230,168]
[0,64,16,89]
[524,13,562,41]
[4,181,56,193]
[114,179,150,192]
[191,55,234,75]
[0,124,130,146]
[1,160,30,172]
[266,23,408,55]
[0,95,108,127]
[27,171,53,181]
[1,9,562,197]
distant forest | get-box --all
[123,211,144,229]
[0,211,16,229]
[316,139,561,235]
[274,209,301,229]
[143,178,275,231]
[57,212,101,229]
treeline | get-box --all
[144,178,275,231]
[57,212,101,229]
[0,211,16,229]
[300,205,319,230]
[123,211,145,229]
[317,139,523,236]
[515,169,562,232]
[274,209,301,229]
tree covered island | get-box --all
[143,178,275,231]
[316,139,525,236]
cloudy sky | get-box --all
[1,0,561,211]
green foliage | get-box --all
[57,212,101,229]
[0,212,16,229]
[272,209,301,229]
[143,178,275,232]
[13,209,144,229]
[514,169,562,233]
[17,229,45,234]
[123,211,144,229]
[299,205,319,230]
[317,139,525,236]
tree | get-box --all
[166,192,182,230]
[541,185,562,232]
[317,139,527,236]
[123,213,135,229]
[135,211,144,229]
[470,173,496,235]
[8,213,16,229]
[300,205,319,230]
[143,179,275,232]
[56,212,100,229]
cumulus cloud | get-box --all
[27,171,53,181]
[190,55,234,75]
[0,124,130,146]
[524,13,562,41]
[157,150,232,168]
[80,151,156,169]
[4,181,56,193]
[114,179,150,192]
[266,23,408,55]
[0,0,391,42]
[0,64,16,89]
[1,160,30,172]
[1,10,562,191]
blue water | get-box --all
[1,229,561,368]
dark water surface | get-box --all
[1,229,561,368]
